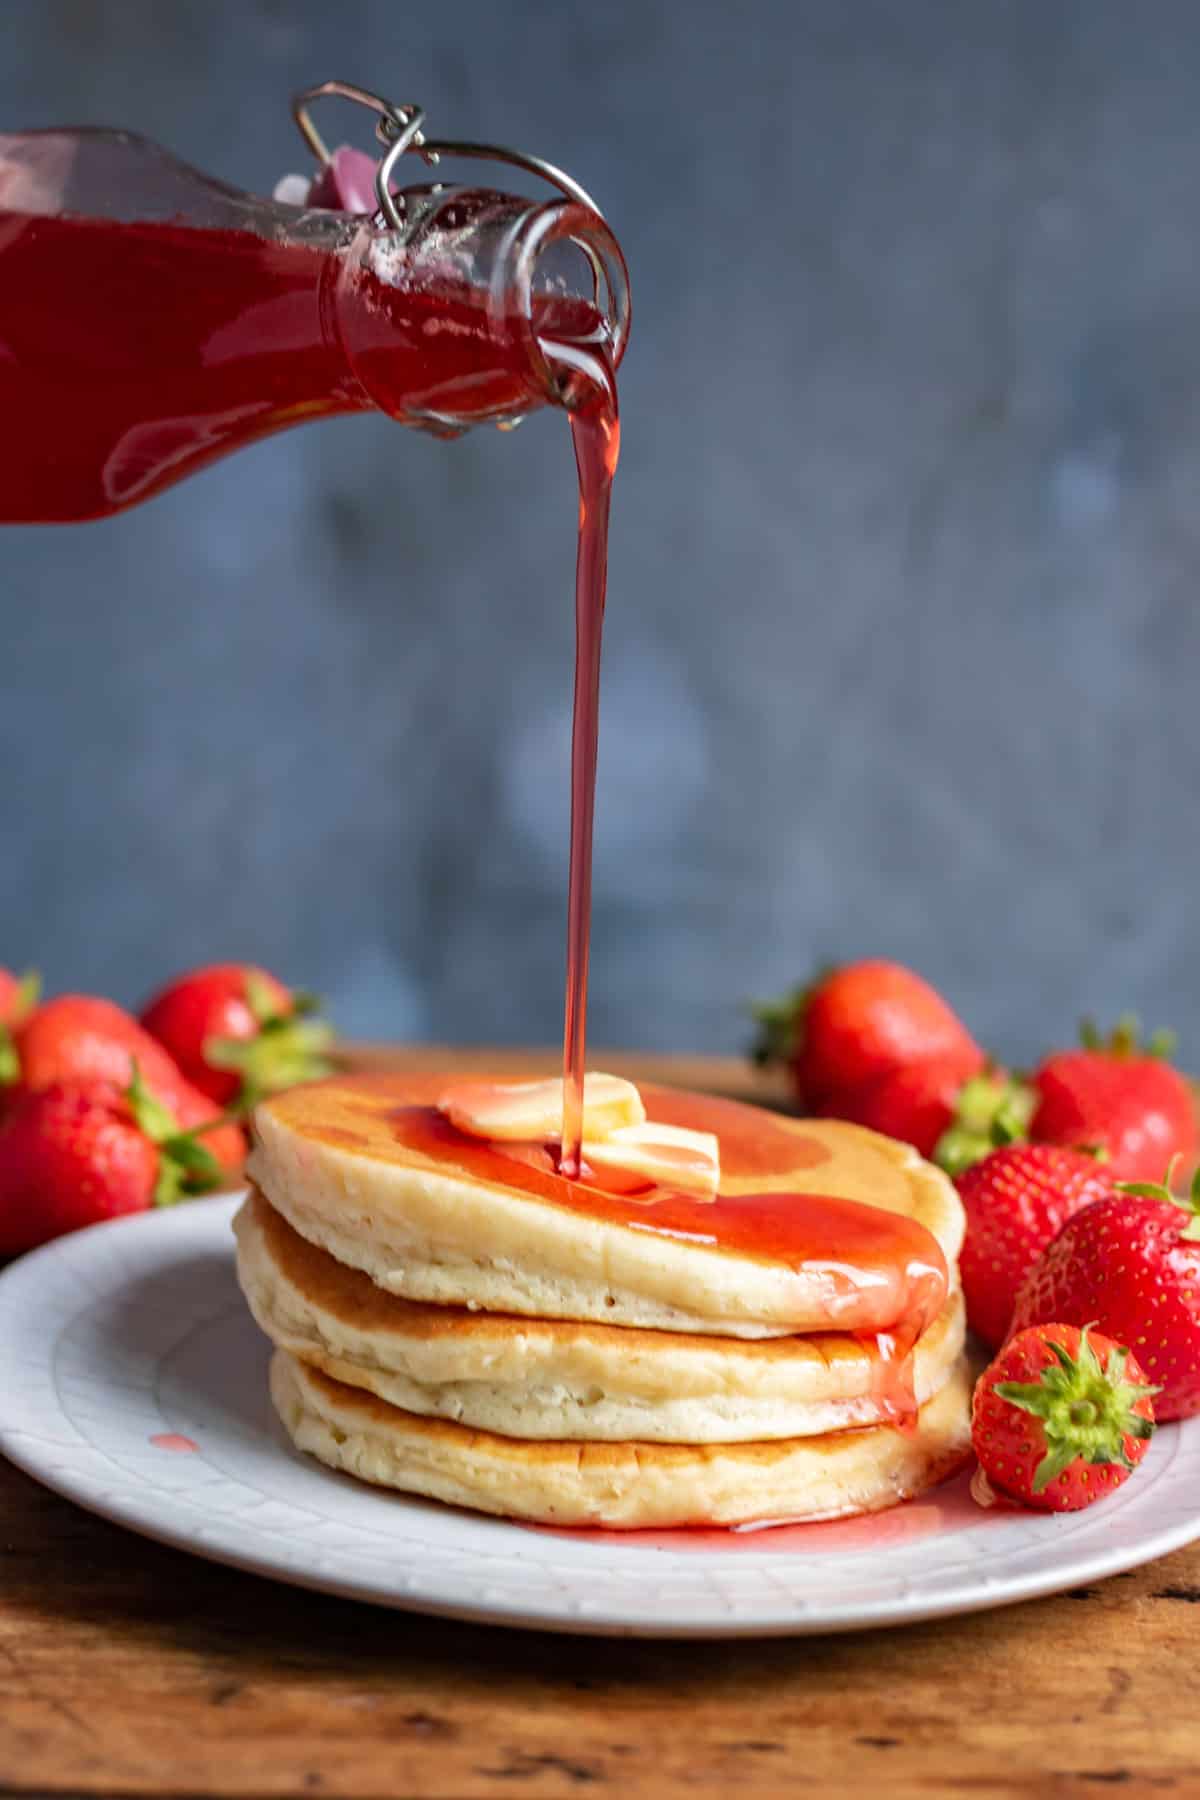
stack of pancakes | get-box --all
[235,1074,972,1529]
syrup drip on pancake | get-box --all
[386,1081,948,1417]
[864,1321,929,1434]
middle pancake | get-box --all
[235,1191,966,1444]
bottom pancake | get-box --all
[270,1349,973,1529]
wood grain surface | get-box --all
[2,1050,1197,1800]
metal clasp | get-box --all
[292,79,605,237]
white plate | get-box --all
[1,1194,1197,1638]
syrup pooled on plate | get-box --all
[529,1468,989,1553]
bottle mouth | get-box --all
[292,82,630,417]
[494,200,631,410]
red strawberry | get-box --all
[8,995,246,1173]
[1030,1018,1195,1184]
[957,1143,1116,1348]
[1010,1164,1200,1420]
[14,995,197,1104]
[0,1073,222,1258]
[752,960,984,1109]
[971,1323,1156,1511]
[140,964,332,1110]
[828,1047,986,1158]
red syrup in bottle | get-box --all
[0,205,609,521]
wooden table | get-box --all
[3,1051,1198,1799]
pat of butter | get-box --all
[583,1122,721,1200]
[439,1074,645,1143]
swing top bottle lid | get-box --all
[291,79,630,377]
[292,80,606,233]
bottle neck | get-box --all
[333,191,630,435]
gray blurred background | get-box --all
[4,0,1200,1066]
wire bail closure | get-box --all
[292,80,605,237]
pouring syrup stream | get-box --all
[547,338,620,1177]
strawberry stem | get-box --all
[1079,1015,1177,1062]
[748,965,839,1071]
[124,1063,221,1205]
[14,970,40,1018]
[1115,1158,1200,1243]
[934,1073,1035,1177]
[125,1061,182,1142]
[995,1327,1158,1494]
[203,1005,334,1114]
[748,985,808,1069]
[244,971,283,1026]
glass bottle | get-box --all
[0,84,629,522]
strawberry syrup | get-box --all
[529,309,942,1429]
[337,1076,950,1350]
[528,1466,985,1552]
[557,366,619,1177]
[0,208,609,522]
[395,1104,945,1339]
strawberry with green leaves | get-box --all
[1030,1018,1195,1184]
[957,1143,1116,1349]
[0,1070,222,1258]
[831,1049,992,1159]
[7,994,246,1173]
[971,1323,1156,1511]
[1011,1162,1200,1421]
[752,959,984,1112]
[140,964,332,1111]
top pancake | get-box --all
[248,1074,964,1339]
